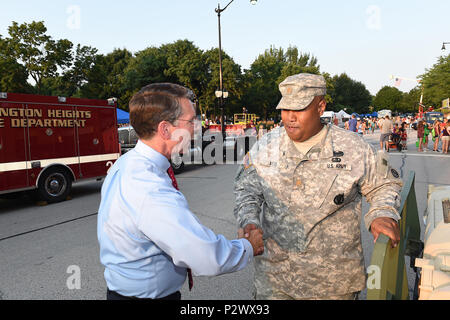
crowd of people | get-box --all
[416,117,450,153]
[343,113,450,154]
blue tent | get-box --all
[117,108,129,124]
[371,112,378,117]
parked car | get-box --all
[424,112,444,126]
[118,126,206,173]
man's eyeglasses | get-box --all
[176,118,197,126]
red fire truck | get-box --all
[0,92,121,203]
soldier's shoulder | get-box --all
[249,127,283,155]
[260,126,284,144]
[241,127,284,170]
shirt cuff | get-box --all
[364,207,401,231]
[240,238,254,261]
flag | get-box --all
[394,78,402,87]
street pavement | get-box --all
[0,128,448,300]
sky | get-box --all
[0,0,448,96]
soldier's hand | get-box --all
[370,217,400,248]
[247,229,264,256]
[238,227,264,256]
[243,223,262,238]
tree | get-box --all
[278,46,320,83]
[419,54,450,108]
[0,35,31,93]
[63,44,99,96]
[399,87,421,113]
[202,48,243,119]
[40,44,99,97]
[6,21,73,93]
[163,40,210,116]
[79,48,133,108]
[372,86,403,112]
[242,49,284,120]
[328,73,372,114]
[321,72,335,105]
[123,46,171,92]
[241,45,321,120]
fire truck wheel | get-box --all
[37,168,72,203]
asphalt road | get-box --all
[0,128,448,300]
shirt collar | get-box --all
[134,140,171,171]
[280,124,335,160]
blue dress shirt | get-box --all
[97,140,253,298]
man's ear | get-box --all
[157,121,172,140]
[318,97,327,116]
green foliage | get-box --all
[242,45,320,120]
[201,48,243,118]
[12,20,446,122]
[373,86,403,112]
[372,55,449,114]
[123,46,171,91]
[0,36,32,93]
[321,72,335,105]
[5,21,73,93]
[419,54,450,108]
[328,73,372,114]
[399,87,421,113]
[80,48,133,107]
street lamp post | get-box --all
[215,0,257,138]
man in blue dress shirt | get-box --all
[97,83,264,300]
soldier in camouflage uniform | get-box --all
[234,73,403,300]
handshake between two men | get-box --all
[238,224,265,256]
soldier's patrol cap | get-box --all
[276,73,327,111]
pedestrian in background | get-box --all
[371,118,376,134]
[441,122,450,154]
[400,122,408,150]
[379,115,393,151]
[440,118,448,137]
[432,120,441,152]
[357,119,364,136]
[417,120,425,152]
[423,122,431,151]
[348,115,357,132]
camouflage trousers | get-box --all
[252,268,362,300]
[253,285,360,300]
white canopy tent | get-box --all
[337,110,351,119]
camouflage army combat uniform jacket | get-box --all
[234,124,403,299]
